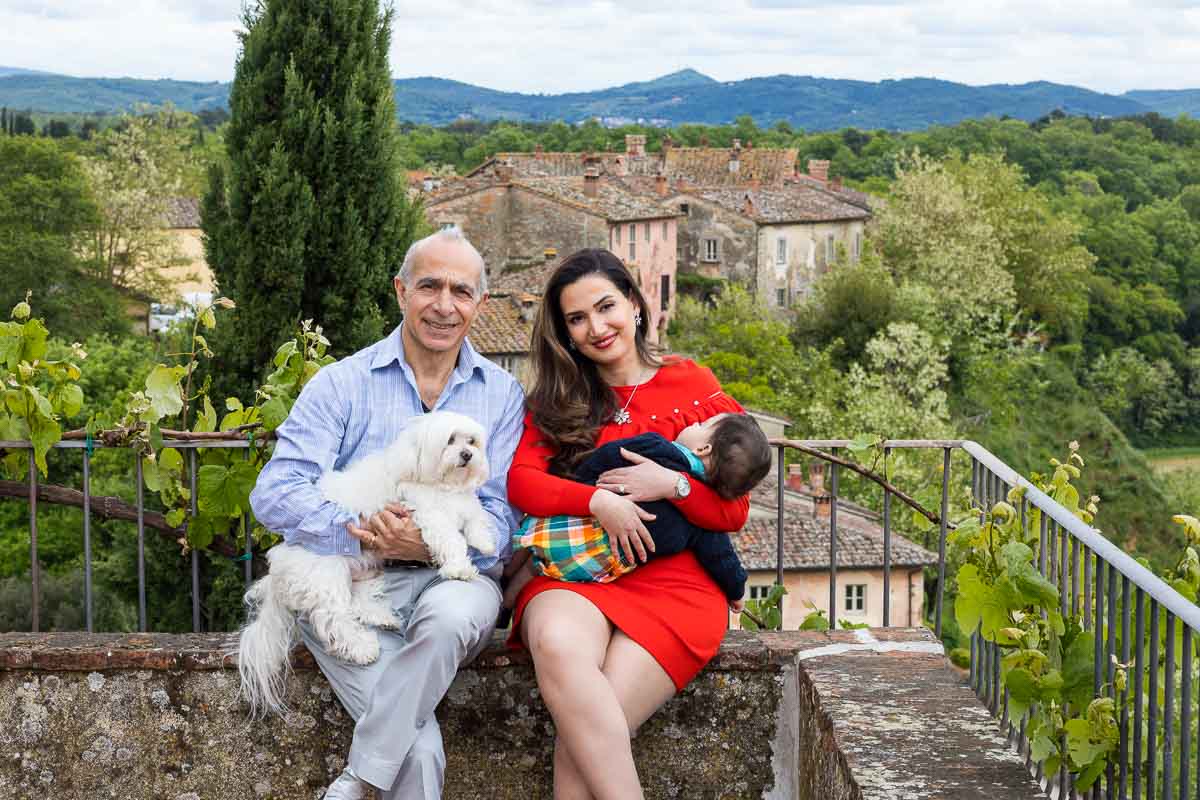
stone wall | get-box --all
[670,194,759,289]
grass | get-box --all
[1142,446,1200,475]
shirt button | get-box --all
[416,718,426,729]
[650,415,656,420]
[693,400,700,405]
[673,408,679,414]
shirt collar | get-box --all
[670,441,707,478]
[370,322,485,383]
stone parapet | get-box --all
[0,628,1045,799]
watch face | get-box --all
[677,474,691,498]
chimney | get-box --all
[813,493,832,519]
[807,159,830,184]
[786,463,806,492]
[513,292,540,324]
[662,135,674,152]
[732,138,742,151]
[699,135,709,147]
[831,175,843,191]
[746,140,753,149]
[496,161,513,182]
[808,461,825,494]
[583,168,599,198]
[534,143,544,158]
[655,173,668,197]
[543,247,557,263]
[625,134,646,157]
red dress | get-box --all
[506,357,749,691]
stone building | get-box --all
[468,292,538,388]
[425,172,680,340]
[161,197,212,297]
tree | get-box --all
[79,107,192,297]
[203,0,423,397]
[0,137,126,340]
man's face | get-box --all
[395,240,487,355]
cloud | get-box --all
[0,0,1198,94]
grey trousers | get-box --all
[297,567,501,800]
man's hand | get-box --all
[346,502,432,562]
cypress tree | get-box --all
[202,0,422,398]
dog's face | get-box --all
[407,411,489,489]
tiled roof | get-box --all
[469,294,535,355]
[468,151,659,179]
[791,174,875,212]
[513,177,675,222]
[663,147,798,187]
[164,197,200,228]
[491,261,557,296]
[425,177,502,205]
[734,503,937,571]
[692,185,871,224]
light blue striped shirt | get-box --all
[249,324,525,575]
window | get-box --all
[662,221,669,241]
[629,242,636,261]
[777,288,787,307]
[845,584,866,613]
[776,237,787,266]
[629,223,636,243]
[614,225,621,246]
[644,223,651,242]
[825,233,835,265]
[702,238,719,262]
[748,585,774,602]
[680,203,690,215]
[854,232,862,261]
[661,274,670,311]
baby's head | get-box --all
[675,413,772,499]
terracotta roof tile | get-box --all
[491,261,557,296]
[693,185,871,224]
[469,295,535,355]
[512,176,675,222]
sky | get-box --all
[3,0,1200,95]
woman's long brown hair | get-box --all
[527,249,660,476]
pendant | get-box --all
[613,409,632,425]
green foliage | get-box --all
[791,252,899,363]
[740,583,787,631]
[203,0,424,400]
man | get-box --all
[249,227,524,800]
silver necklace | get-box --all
[613,370,648,425]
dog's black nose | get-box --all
[460,450,473,463]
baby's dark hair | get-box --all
[706,414,772,499]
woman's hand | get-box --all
[595,448,678,502]
[346,502,432,561]
[730,599,745,614]
[590,489,657,565]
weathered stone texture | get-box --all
[0,629,1047,800]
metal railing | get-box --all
[5,435,1198,798]
[2,437,255,634]
[773,438,1200,800]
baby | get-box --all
[504,412,772,609]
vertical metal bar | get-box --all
[1096,557,1106,701]
[1181,627,1192,800]
[935,448,950,638]
[993,636,1002,717]
[1071,536,1080,618]
[776,445,784,590]
[970,629,978,694]
[189,448,200,633]
[243,446,253,589]
[829,452,838,630]
[1060,522,1070,618]
[1084,544,1093,631]
[82,450,93,633]
[882,447,891,628]
[1108,566,1118,692]
[1167,613,1177,800]
[1039,514,1049,577]
[1121,576,1132,797]
[1134,588,1145,800]
[971,457,979,511]
[28,452,39,633]
[1150,599,1161,800]
[1049,520,1059,592]
[136,456,146,632]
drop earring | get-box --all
[633,311,643,327]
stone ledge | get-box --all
[0,629,1046,799]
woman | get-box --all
[507,248,749,799]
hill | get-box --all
[0,66,1192,130]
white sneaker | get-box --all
[324,767,367,800]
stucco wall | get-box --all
[670,195,758,288]
[735,567,926,629]
[755,220,867,309]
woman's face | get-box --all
[558,273,640,370]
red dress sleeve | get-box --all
[507,412,598,516]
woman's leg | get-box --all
[522,590,644,800]
[601,630,678,735]
[552,739,593,800]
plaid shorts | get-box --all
[514,514,636,583]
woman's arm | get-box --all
[506,416,598,517]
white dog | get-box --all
[236,410,495,716]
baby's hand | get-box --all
[730,599,745,614]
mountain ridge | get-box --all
[0,66,1196,130]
